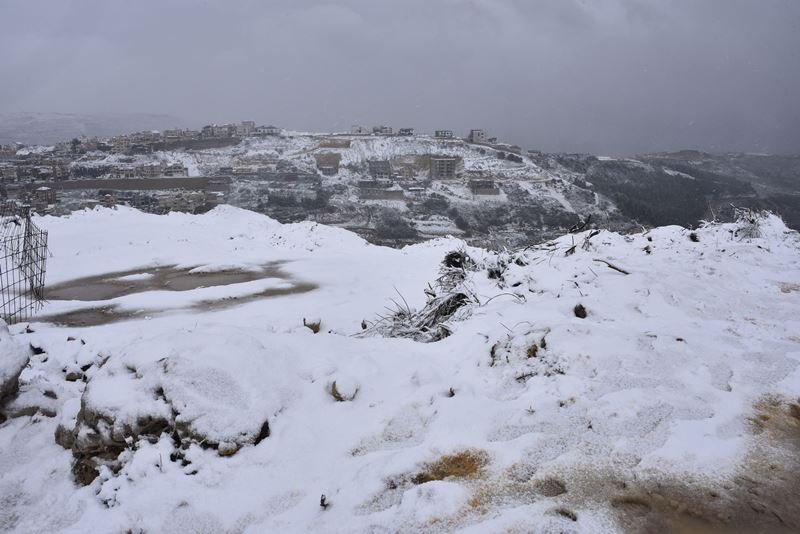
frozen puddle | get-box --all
[40,262,317,326]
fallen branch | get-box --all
[592,259,631,275]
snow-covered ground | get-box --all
[1,206,799,533]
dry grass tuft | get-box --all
[303,318,321,333]
[329,381,358,402]
[526,344,538,358]
[412,449,489,485]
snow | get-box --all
[664,168,696,180]
[0,320,30,402]
[0,207,799,532]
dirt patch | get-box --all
[412,449,490,485]
[38,306,143,327]
[38,282,317,327]
[37,262,318,327]
[778,282,800,294]
[47,262,289,301]
[464,395,800,533]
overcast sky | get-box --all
[1,0,799,155]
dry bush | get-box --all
[364,250,477,342]
[733,207,770,240]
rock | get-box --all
[64,369,84,382]
[55,422,76,449]
[217,442,240,457]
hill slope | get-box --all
[0,206,798,532]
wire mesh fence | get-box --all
[1,201,48,324]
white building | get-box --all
[256,125,282,136]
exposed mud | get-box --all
[366,396,800,533]
[37,262,318,327]
[491,396,800,533]
[47,263,290,301]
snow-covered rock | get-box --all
[0,320,30,417]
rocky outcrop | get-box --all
[55,354,272,485]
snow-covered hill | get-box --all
[1,206,799,533]
[64,133,621,247]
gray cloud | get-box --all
[1,0,798,155]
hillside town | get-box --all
[0,121,583,247]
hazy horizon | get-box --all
[2,0,799,155]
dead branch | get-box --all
[592,259,631,275]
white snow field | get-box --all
[1,206,799,533]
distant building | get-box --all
[430,157,460,180]
[111,165,136,179]
[137,163,162,177]
[469,180,500,196]
[368,160,393,180]
[130,131,162,144]
[110,135,131,154]
[434,130,454,139]
[164,129,184,141]
[237,121,256,136]
[398,128,415,136]
[468,129,487,143]
[314,153,341,176]
[256,125,282,136]
[318,166,338,176]
[33,186,57,204]
[373,125,393,135]
[205,191,226,207]
[163,129,199,142]
[163,163,189,177]
[351,125,368,135]
[201,124,235,138]
[0,165,17,183]
[100,194,117,208]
